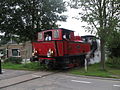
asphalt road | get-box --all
[0,69,33,80]
[1,73,120,90]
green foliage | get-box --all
[4,57,22,64]
[0,0,67,42]
[107,31,120,57]
[106,57,120,69]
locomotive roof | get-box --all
[41,28,74,32]
[59,28,74,32]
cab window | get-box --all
[38,32,42,40]
[44,31,52,41]
[54,30,59,38]
[63,31,70,40]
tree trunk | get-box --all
[100,38,105,70]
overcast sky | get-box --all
[57,5,94,36]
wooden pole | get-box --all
[85,59,87,72]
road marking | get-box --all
[71,80,91,84]
[113,85,120,87]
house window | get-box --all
[12,49,20,57]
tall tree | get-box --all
[0,0,67,42]
[70,0,120,70]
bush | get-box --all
[106,57,120,69]
[4,57,22,64]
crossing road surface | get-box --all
[1,73,120,90]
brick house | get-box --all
[0,41,32,60]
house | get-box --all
[0,41,32,60]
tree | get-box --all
[70,0,120,70]
[0,0,67,42]
[107,31,120,57]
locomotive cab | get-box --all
[37,28,74,41]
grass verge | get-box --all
[2,62,47,71]
[68,63,120,79]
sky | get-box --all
[57,6,94,36]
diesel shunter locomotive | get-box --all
[31,28,90,69]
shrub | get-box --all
[4,57,22,64]
[106,57,120,69]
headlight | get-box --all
[32,49,38,56]
[47,48,54,57]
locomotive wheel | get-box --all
[62,57,76,69]
[44,59,55,69]
[63,57,70,69]
[47,62,56,69]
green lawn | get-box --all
[68,63,120,78]
[2,62,47,71]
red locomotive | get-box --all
[31,28,90,69]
